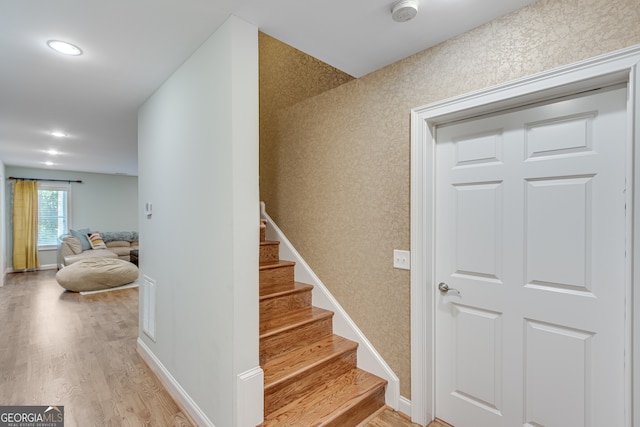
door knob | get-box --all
[438,282,460,295]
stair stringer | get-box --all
[260,203,400,410]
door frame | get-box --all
[410,44,640,427]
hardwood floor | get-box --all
[427,419,454,427]
[0,270,192,427]
[0,270,422,427]
[359,406,422,426]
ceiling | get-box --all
[0,0,536,176]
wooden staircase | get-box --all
[259,220,387,426]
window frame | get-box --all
[37,182,72,250]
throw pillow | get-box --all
[87,232,107,250]
[66,236,83,255]
[70,228,91,251]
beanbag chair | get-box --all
[56,258,139,292]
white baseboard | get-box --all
[137,338,215,427]
[398,396,412,421]
[5,264,57,273]
[237,367,264,426]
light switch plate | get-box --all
[393,249,411,270]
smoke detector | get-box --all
[391,0,418,22]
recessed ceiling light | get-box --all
[50,131,67,138]
[44,161,54,166]
[46,149,60,156]
[47,40,83,56]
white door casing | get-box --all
[410,45,640,427]
[434,87,627,426]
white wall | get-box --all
[137,16,260,427]
[5,167,138,269]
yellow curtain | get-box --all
[13,181,39,270]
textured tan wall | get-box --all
[260,0,640,399]
[259,32,354,207]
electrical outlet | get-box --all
[393,249,410,270]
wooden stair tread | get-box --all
[260,307,333,336]
[260,241,281,264]
[260,282,313,299]
[263,335,357,387]
[260,261,295,288]
[260,260,295,269]
[262,368,387,426]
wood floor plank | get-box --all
[358,406,423,426]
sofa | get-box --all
[58,230,139,268]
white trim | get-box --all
[6,264,57,273]
[137,338,215,427]
[410,44,640,426]
[236,366,264,427]
[38,182,72,248]
[632,56,640,427]
[398,396,412,419]
[410,95,434,425]
[626,62,638,427]
[260,202,400,409]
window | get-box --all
[38,184,71,248]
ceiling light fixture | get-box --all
[46,149,60,156]
[47,40,83,56]
[50,131,67,138]
[391,0,419,22]
[44,161,54,166]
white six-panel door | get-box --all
[434,86,627,427]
